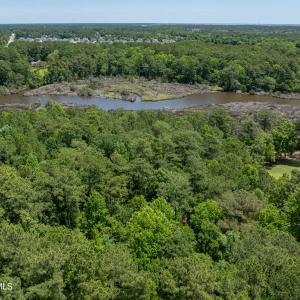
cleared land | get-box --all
[23,76,217,101]
[268,160,300,179]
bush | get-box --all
[70,85,77,92]
[79,87,93,97]
[0,86,10,96]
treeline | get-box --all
[0,105,300,299]
[1,24,300,41]
[1,36,300,95]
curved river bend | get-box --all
[1,92,300,110]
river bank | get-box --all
[2,98,300,120]
[0,102,40,112]
[145,101,300,121]
[187,102,300,120]
[180,102,300,121]
[3,75,300,103]
[222,102,300,120]
[236,90,300,101]
[23,77,216,101]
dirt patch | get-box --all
[23,77,216,101]
[285,151,300,163]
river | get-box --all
[1,92,300,111]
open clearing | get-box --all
[268,160,300,179]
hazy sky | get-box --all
[0,0,299,24]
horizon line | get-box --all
[0,22,300,26]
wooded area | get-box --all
[1,24,300,299]
[1,24,300,95]
[0,104,300,299]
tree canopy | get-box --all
[0,105,299,299]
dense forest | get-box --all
[1,24,300,95]
[1,24,300,299]
[0,104,300,299]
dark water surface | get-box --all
[1,92,300,110]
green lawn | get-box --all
[268,161,300,179]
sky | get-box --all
[0,0,299,24]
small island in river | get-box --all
[23,76,218,101]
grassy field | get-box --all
[268,160,300,179]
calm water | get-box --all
[1,92,300,110]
